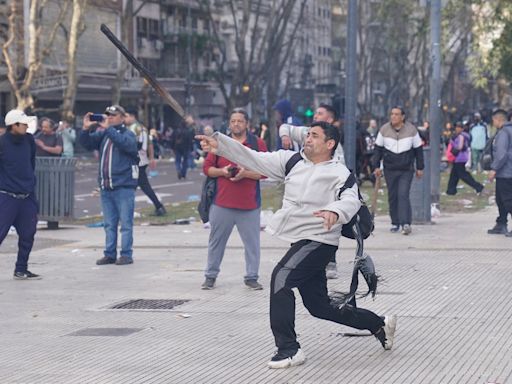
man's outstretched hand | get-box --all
[195,134,219,154]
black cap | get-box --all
[124,107,138,118]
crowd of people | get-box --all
[0,100,511,371]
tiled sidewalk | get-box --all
[0,208,510,384]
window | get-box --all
[137,17,148,36]
[137,17,160,40]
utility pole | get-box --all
[185,3,192,114]
[344,0,358,171]
[429,0,442,205]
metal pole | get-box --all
[429,0,442,204]
[185,4,192,114]
[344,0,358,171]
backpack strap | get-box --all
[338,173,366,205]
[337,173,357,197]
[246,133,259,151]
[284,152,303,176]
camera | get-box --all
[89,113,105,122]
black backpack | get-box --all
[285,152,374,239]
[480,134,495,171]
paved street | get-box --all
[1,207,511,383]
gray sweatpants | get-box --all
[205,204,261,281]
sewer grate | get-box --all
[108,299,190,310]
[67,328,143,337]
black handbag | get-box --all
[197,155,218,223]
[197,176,217,223]
[450,146,460,156]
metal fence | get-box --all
[35,157,76,226]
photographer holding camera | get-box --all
[79,105,139,266]
[201,108,267,290]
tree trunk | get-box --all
[111,0,133,105]
[2,0,69,111]
[62,0,87,121]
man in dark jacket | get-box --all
[372,106,424,235]
[170,115,195,180]
[80,105,139,265]
[0,109,41,279]
[487,109,512,236]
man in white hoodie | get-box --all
[196,121,396,369]
[279,103,344,279]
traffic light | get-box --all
[304,107,314,118]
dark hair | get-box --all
[310,120,340,156]
[318,103,337,120]
[39,117,56,130]
[125,107,138,118]
[493,109,508,119]
[230,108,249,122]
[391,105,406,116]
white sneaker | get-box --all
[325,262,338,279]
[375,315,397,350]
[267,349,306,369]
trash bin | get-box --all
[35,157,76,229]
[410,147,431,224]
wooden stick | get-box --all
[100,24,185,119]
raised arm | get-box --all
[279,124,308,149]
[197,133,292,181]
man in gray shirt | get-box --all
[487,109,512,236]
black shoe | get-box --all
[154,206,167,216]
[390,225,400,233]
[245,279,263,290]
[201,277,216,290]
[505,231,512,237]
[115,257,133,265]
[268,349,306,369]
[13,270,42,280]
[487,225,508,235]
[96,256,116,265]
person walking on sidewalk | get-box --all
[372,106,424,235]
[201,108,267,290]
[279,103,344,279]
[487,109,512,236]
[446,121,484,196]
[80,106,139,266]
[125,108,166,216]
[0,109,41,280]
[170,116,195,180]
[197,121,397,369]
[470,112,488,173]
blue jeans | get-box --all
[100,188,135,260]
[174,150,190,178]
